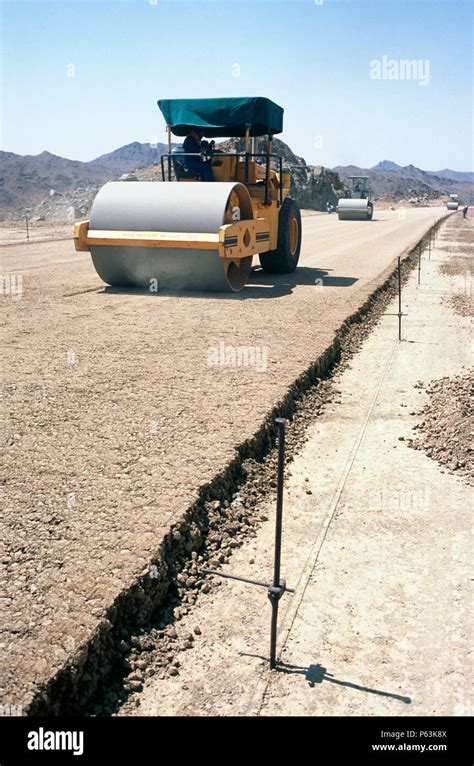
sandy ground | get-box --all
[0,221,72,246]
[0,206,447,709]
[121,213,472,717]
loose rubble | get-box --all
[409,373,473,483]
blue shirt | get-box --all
[183,135,202,170]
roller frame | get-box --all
[74,217,271,260]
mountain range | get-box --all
[0,143,170,215]
[90,142,169,173]
[372,160,473,184]
[333,161,473,202]
[0,143,472,218]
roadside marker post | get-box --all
[384,256,407,340]
[201,417,294,670]
[398,256,402,340]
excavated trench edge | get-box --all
[26,215,450,715]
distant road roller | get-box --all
[337,176,374,221]
[74,97,302,292]
[446,194,459,211]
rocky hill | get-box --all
[89,141,169,173]
[2,141,472,221]
[0,143,169,219]
[431,168,474,184]
[2,138,348,220]
[215,137,347,209]
[333,160,473,204]
[373,160,473,184]
[0,151,112,216]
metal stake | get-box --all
[25,214,29,243]
[269,417,286,669]
[384,257,407,333]
[417,243,421,285]
[200,417,293,670]
[398,256,402,341]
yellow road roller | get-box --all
[337,176,374,221]
[74,97,302,292]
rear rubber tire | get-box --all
[367,203,373,220]
[259,197,302,274]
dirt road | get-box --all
[0,206,447,711]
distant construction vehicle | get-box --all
[74,97,302,292]
[337,176,374,221]
[446,194,459,211]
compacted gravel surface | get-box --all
[0,207,446,710]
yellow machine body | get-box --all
[74,98,302,292]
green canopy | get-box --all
[157,97,283,138]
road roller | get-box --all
[74,97,302,292]
[446,193,459,211]
[337,176,374,221]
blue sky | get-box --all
[1,0,472,170]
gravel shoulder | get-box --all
[120,213,472,717]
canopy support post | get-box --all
[244,125,250,185]
[167,127,172,181]
[265,134,272,206]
